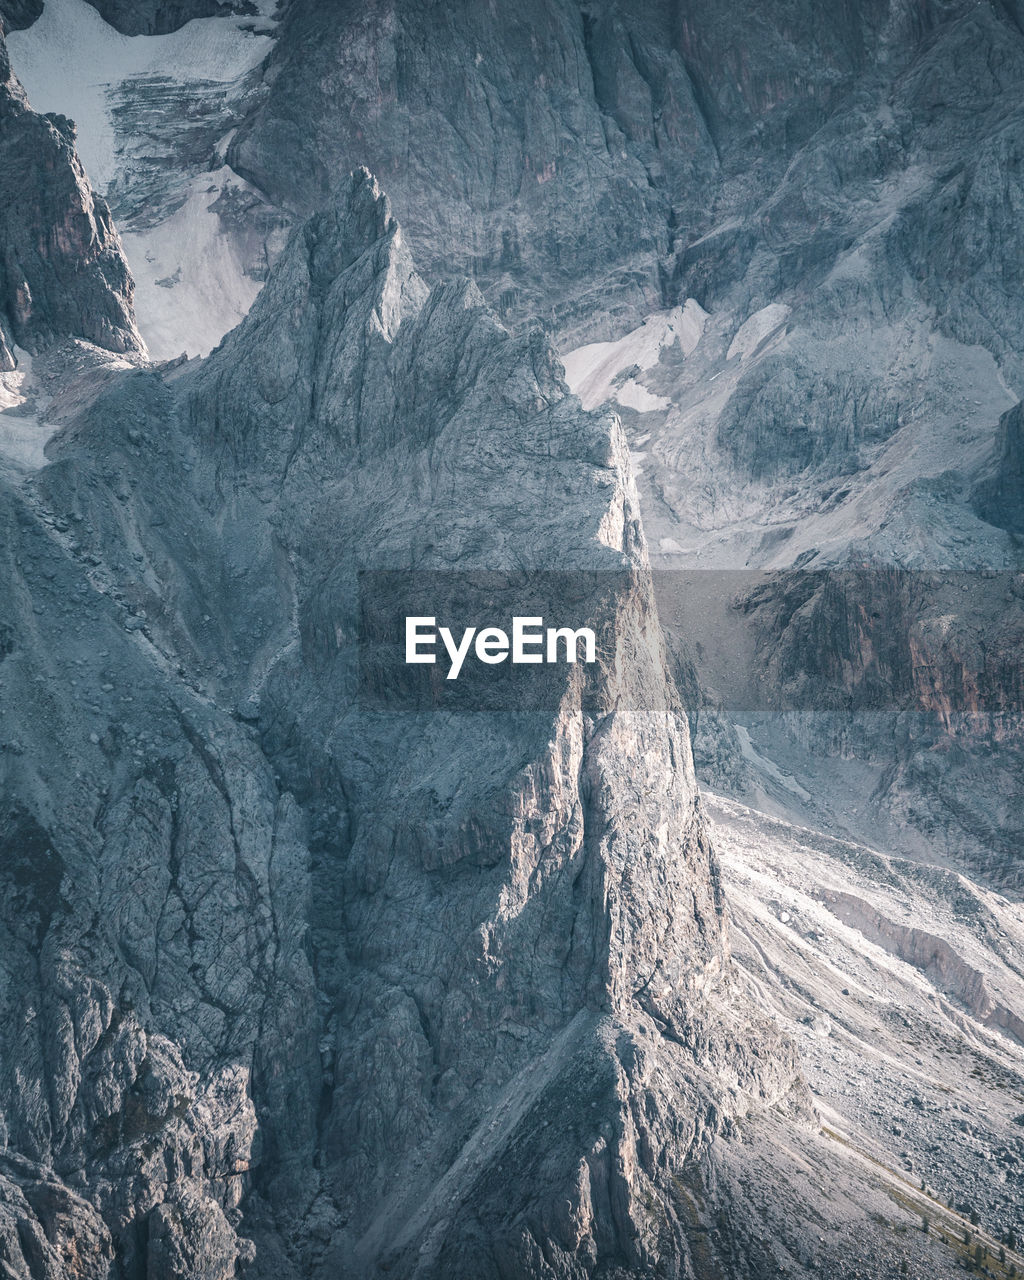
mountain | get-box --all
[571,0,1024,892]
[0,30,141,368]
[0,3,1022,1278]
[0,156,787,1278]
[213,0,1024,891]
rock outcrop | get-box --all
[0,30,142,368]
[225,0,1002,345]
[0,0,42,31]
[0,442,317,1275]
[2,0,1020,1262]
[81,0,256,36]
[531,0,1024,889]
[226,0,720,341]
[183,170,805,1276]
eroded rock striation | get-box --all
[187,170,808,1276]
[226,0,1001,345]
[0,0,1020,1266]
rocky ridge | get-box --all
[10,0,1016,885]
[0,154,983,1276]
[549,0,1024,891]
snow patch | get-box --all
[7,0,275,193]
[0,350,32,413]
[561,300,708,412]
[0,413,59,472]
[0,350,58,471]
[122,169,264,360]
[614,379,671,413]
[726,303,792,362]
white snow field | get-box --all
[0,351,56,472]
[119,168,266,362]
[726,301,792,361]
[560,299,708,411]
[7,0,278,360]
[0,413,57,472]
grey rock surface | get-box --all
[539,1,1024,890]
[0,0,42,32]
[0,31,142,368]
[0,2,1021,1275]
[227,0,719,342]
[225,0,999,345]
[145,168,793,1274]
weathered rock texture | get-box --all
[212,0,1024,897]
[0,165,967,1277]
[733,571,1024,890]
[225,0,1006,344]
[1,0,1020,1268]
[517,0,1024,888]
[0,425,317,1275]
[81,0,256,36]
[0,0,42,31]
[181,169,804,1276]
[0,31,142,368]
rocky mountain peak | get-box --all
[188,166,428,467]
[1,5,1021,1277]
[303,167,403,295]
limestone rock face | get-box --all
[3,0,1017,1258]
[975,400,1024,539]
[0,166,812,1278]
[0,442,318,1277]
[0,0,42,32]
[0,31,142,368]
[224,0,984,344]
[226,0,720,342]
[166,169,801,1275]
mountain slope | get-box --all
[0,4,1020,1277]
[1,151,989,1276]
